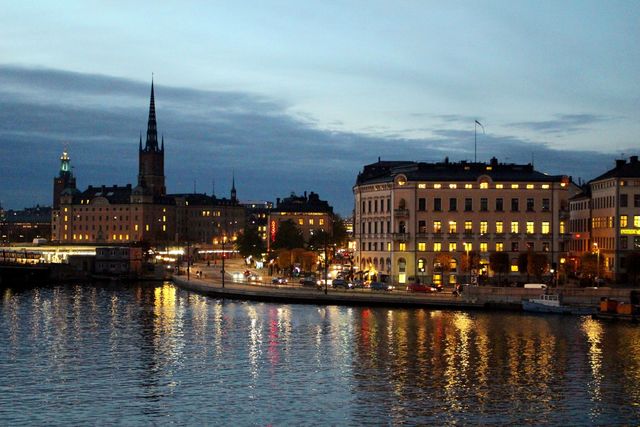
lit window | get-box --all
[480,182,489,189]
[526,184,534,189]
[496,221,503,233]
[319,219,324,225]
[449,242,457,252]
[542,184,550,189]
[298,219,304,225]
[465,184,473,189]
[541,221,550,234]
[510,265,519,272]
[621,215,628,227]
[418,183,426,189]
[309,219,314,225]
[511,221,519,233]
[418,242,426,251]
[145,224,149,231]
[134,224,139,231]
[480,242,488,252]
[163,215,166,222]
[511,184,519,189]
[433,221,442,233]
[64,215,68,221]
[480,221,488,234]
[112,234,117,240]
[448,221,457,233]
[434,184,442,189]
[560,221,566,234]
[635,216,640,228]
[526,221,534,234]
[162,225,166,231]
[496,242,504,252]
[465,221,472,232]
[399,243,406,251]
[434,242,442,252]
[449,183,457,189]
[387,242,391,251]
[463,242,472,251]
[495,184,504,189]
[125,235,129,240]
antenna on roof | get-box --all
[474,120,484,162]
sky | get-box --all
[1,1,639,216]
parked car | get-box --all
[301,276,319,288]
[247,273,262,282]
[370,281,394,291]
[407,282,438,293]
[352,279,365,288]
[272,277,288,284]
[332,278,352,289]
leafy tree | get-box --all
[518,252,529,276]
[235,226,266,259]
[307,230,331,252]
[625,252,640,285]
[434,252,453,284]
[331,215,349,249]
[272,219,304,250]
[580,252,600,279]
[489,252,510,285]
[527,252,548,281]
[461,250,480,274]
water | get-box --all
[1,282,639,426]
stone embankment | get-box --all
[173,274,635,312]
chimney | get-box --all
[616,159,625,168]
[490,157,498,167]
[631,155,638,164]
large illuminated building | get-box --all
[267,192,334,250]
[353,158,575,286]
[51,81,244,246]
[569,156,640,281]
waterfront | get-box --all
[2,282,640,425]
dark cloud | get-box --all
[0,66,623,214]
[509,114,611,135]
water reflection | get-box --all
[1,283,639,425]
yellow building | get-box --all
[353,157,573,286]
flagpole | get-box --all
[474,122,477,163]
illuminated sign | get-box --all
[270,220,277,242]
[621,229,640,235]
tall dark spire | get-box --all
[144,79,159,151]
[231,170,237,202]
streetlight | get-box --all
[464,242,470,284]
[593,242,599,281]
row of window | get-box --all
[592,215,640,229]
[361,241,550,252]
[592,193,640,209]
[362,220,556,234]
[415,182,552,190]
[416,197,550,213]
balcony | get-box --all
[431,232,444,239]
[415,232,429,239]
[392,232,409,242]
[394,208,410,218]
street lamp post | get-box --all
[594,242,599,281]
[465,243,470,284]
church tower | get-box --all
[138,80,166,197]
[230,172,237,203]
[52,149,76,209]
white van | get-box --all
[524,283,547,289]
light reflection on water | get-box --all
[1,282,639,425]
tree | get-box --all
[527,252,548,281]
[331,215,349,249]
[580,252,599,279]
[235,226,266,259]
[625,252,640,285]
[307,230,331,252]
[271,219,304,250]
[434,252,453,284]
[461,250,480,275]
[489,252,510,285]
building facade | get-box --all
[353,158,574,286]
[572,156,640,281]
[267,192,334,250]
[51,81,244,247]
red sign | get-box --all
[270,220,277,242]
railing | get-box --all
[392,232,409,242]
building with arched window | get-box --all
[353,157,575,287]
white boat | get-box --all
[522,294,572,314]
[522,294,597,315]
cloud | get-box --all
[0,65,626,215]
[508,114,611,135]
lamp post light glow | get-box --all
[593,242,600,280]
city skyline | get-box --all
[1,1,639,215]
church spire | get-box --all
[144,79,159,151]
[231,171,237,202]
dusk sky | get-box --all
[1,1,639,215]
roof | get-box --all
[356,157,565,185]
[76,185,133,204]
[589,156,640,183]
[273,191,333,214]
